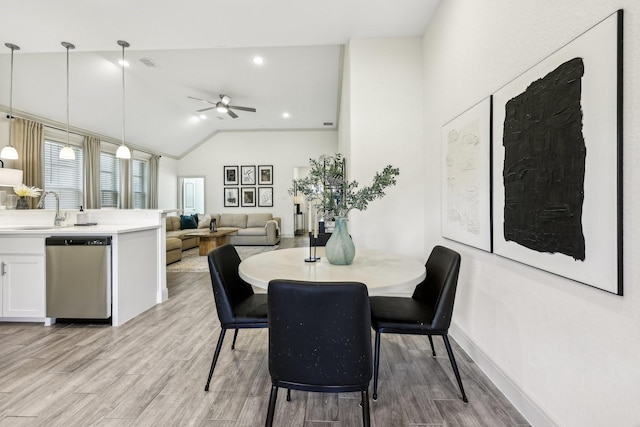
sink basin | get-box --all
[3,225,58,230]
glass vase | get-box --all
[16,196,29,210]
[325,216,355,265]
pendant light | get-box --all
[115,40,131,159]
[59,41,76,160]
[1,43,20,160]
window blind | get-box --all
[100,152,120,208]
[43,140,84,209]
[132,159,147,208]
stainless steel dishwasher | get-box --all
[45,236,112,320]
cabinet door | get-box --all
[1,255,45,318]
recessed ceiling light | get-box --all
[252,56,264,65]
[199,114,207,120]
[282,112,290,118]
[118,59,130,67]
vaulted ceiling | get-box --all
[0,0,440,158]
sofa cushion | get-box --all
[247,213,272,228]
[166,216,181,232]
[166,237,182,251]
[220,213,247,228]
[237,227,268,237]
[180,214,198,229]
[198,214,211,229]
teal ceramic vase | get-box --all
[325,216,355,265]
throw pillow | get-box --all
[198,214,211,229]
[180,214,198,230]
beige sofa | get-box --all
[165,215,202,264]
[209,213,281,246]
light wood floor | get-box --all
[0,238,530,426]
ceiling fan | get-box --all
[188,94,256,119]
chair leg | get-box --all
[286,388,291,401]
[231,329,239,350]
[442,334,468,403]
[265,385,278,427]
[361,390,371,427]
[428,335,436,357]
[372,330,381,401]
[204,328,227,392]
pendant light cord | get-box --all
[5,43,18,149]
[120,41,127,147]
[62,42,75,147]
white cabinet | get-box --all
[0,237,46,320]
[1,255,45,318]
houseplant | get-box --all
[291,153,399,265]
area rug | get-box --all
[166,245,278,272]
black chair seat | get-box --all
[370,296,435,330]
[232,294,268,324]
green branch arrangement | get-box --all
[290,153,400,219]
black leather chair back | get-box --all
[268,280,373,389]
[411,245,461,331]
[208,244,255,325]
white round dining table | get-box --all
[239,247,426,296]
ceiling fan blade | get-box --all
[196,106,216,112]
[228,105,256,112]
[227,109,238,119]
[188,96,216,105]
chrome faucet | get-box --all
[37,191,67,226]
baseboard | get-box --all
[449,323,557,427]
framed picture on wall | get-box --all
[441,95,492,252]
[258,165,274,185]
[224,166,239,185]
[491,10,623,294]
[258,187,273,207]
[224,187,239,207]
[241,187,256,207]
[241,165,256,185]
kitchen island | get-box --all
[0,209,168,326]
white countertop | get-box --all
[0,224,159,236]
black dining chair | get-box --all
[369,245,468,402]
[266,280,373,427]
[204,244,269,392]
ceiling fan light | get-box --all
[220,95,231,105]
[116,144,131,159]
[216,104,228,114]
[59,145,75,160]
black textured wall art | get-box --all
[502,57,586,261]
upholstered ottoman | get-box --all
[166,237,183,265]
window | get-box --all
[132,159,147,208]
[100,152,120,208]
[43,140,84,209]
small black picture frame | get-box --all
[241,187,256,207]
[258,187,273,207]
[258,165,273,185]
[241,165,256,185]
[224,187,239,207]
[224,166,239,185]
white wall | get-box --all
[178,130,338,236]
[422,1,639,426]
[344,38,425,259]
[157,156,178,210]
